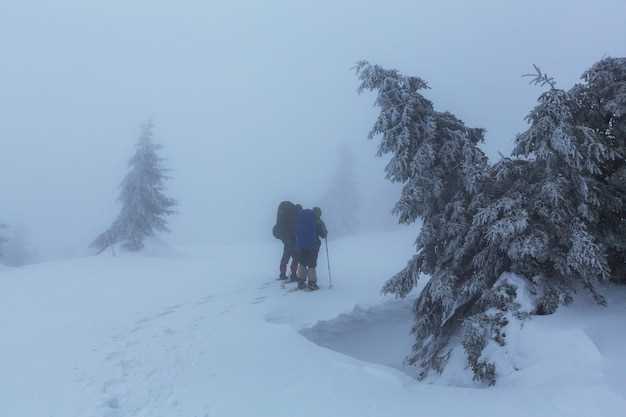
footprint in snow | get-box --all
[136,316,152,325]
[251,296,267,304]
[155,304,182,317]
[196,295,215,305]
[136,304,183,325]
[130,324,145,334]
[257,281,274,290]
[154,309,176,319]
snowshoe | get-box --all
[307,282,320,291]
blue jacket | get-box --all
[295,209,327,250]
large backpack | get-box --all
[295,209,317,250]
[273,201,297,241]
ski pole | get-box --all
[325,238,332,289]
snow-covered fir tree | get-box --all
[355,57,626,385]
[457,61,626,382]
[573,58,626,283]
[319,145,360,237]
[355,61,491,381]
[496,74,613,301]
[481,59,626,298]
[91,121,177,253]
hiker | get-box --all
[273,201,301,281]
[295,206,328,290]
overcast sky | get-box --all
[1,0,625,258]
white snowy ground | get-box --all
[1,230,626,417]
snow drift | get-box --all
[1,231,625,417]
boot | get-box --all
[278,273,288,281]
[289,262,299,282]
[288,270,299,282]
[307,268,319,291]
[297,264,308,289]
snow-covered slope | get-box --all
[1,230,625,417]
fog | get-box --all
[1,0,625,260]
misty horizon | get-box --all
[2,0,625,261]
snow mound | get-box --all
[434,315,606,388]
[504,323,604,386]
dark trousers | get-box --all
[280,241,299,277]
[298,243,321,268]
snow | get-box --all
[1,230,626,417]
[301,300,415,375]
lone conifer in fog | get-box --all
[91,121,176,253]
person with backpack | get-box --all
[295,206,328,291]
[273,201,301,281]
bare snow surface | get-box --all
[1,231,625,417]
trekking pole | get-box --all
[325,238,333,289]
